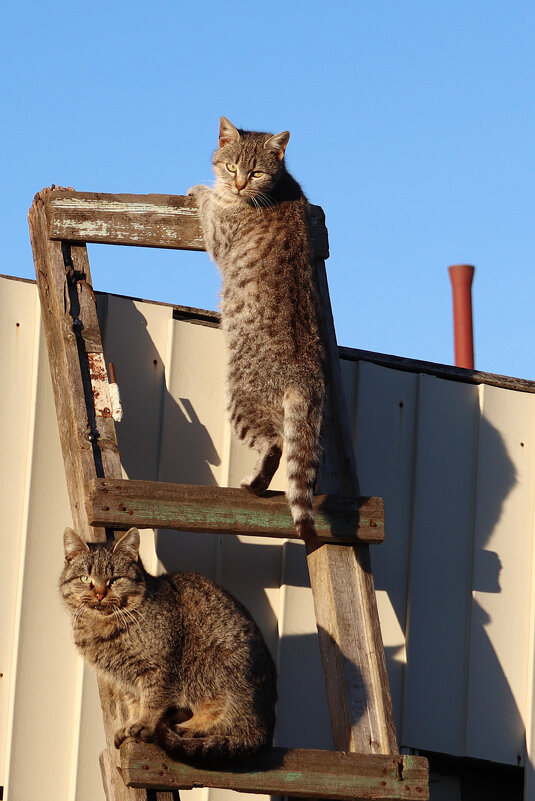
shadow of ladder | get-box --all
[28,187,428,801]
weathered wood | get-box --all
[87,478,385,545]
[100,749,181,801]
[29,190,112,541]
[29,186,171,801]
[45,189,204,250]
[120,741,429,800]
[307,207,399,755]
[43,188,329,258]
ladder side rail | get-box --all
[29,188,178,801]
[307,207,398,755]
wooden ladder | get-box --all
[28,187,428,801]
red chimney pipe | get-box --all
[448,264,475,369]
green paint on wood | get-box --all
[87,478,385,544]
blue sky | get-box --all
[3,1,534,379]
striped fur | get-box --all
[188,117,325,543]
[60,528,277,765]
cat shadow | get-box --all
[369,397,523,756]
[97,293,219,486]
[98,293,281,644]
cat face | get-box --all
[212,116,290,205]
[60,528,145,617]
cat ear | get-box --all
[219,117,240,148]
[63,527,89,561]
[264,130,290,161]
[113,527,140,560]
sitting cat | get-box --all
[60,526,277,764]
[188,117,325,544]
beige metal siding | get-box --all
[404,376,481,755]
[2,275,535,800]
[466,384,535,764]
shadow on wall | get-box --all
[462,414,521,760]
[98,294,285,685]
[369,382,522,759]
[98,295,347,751]
[98,294,220,487]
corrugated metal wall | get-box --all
[2,274,535,801]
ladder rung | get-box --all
[120,740,429,800]
[86,478,384,544]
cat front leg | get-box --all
[113,690,163,747]
[114,706,162,746]
[187,184,212,204]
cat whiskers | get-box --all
[255,191,275,208]
[247,191,274,214]
[71,603,88,629]
[250,192,274,211]
[112,605,145,635]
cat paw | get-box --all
[240,476,269,495]
[187,185,208,199]
[114,723,155,748]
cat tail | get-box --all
[283,388,323,545]
[155,715,269,766]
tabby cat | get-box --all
[188,117,325,543]
[60,526,277,763]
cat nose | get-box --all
[95,588,106,601]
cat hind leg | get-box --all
[240,437,282,495]
[155,701,271,765]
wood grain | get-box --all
[29,186,171,801]
[307,207,399,755]
[46,189,204,250]
[121,740,429,800]
[43,188,330,258]
[87,478,385,544]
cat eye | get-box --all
[226,163,237,173]
[80,575,92,584]
[251,171,264,178]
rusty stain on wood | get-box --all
[87,352,114,418]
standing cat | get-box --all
[60,526,277,763]
[188,117,325,543]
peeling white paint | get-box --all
[51,198,199,218]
